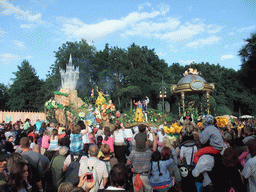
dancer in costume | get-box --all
[142,96,149,122]
[95,87,108,106]
[86,105,97,126]
[133,100,145,122]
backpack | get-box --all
[63,155,82,186]
[83,159,102,192]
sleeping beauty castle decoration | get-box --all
[45,54,88,125]
[59,55,79,90]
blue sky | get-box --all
[0,0,255,85]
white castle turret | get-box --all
[59,54,79,90]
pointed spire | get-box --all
[68,54,72,66]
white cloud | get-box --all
[157,52,166,56]
[125,17,180,36]
[221,54,234,61]
[0,0,45,24]
[179,60,196,65]
[138,2,151,11]
[186,36,221,47]
[58,6,169,42]
[160,22,206,43]
[207,25,223,34]
[0,53,20,65]
[13,40,26,49]
[158,3,169,15]
[0,30,5,38]
[20,23,35,28]
[238,26,256,33]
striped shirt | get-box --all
[70,133,83,152]
[127,149,152,174]
[241,156,256,192]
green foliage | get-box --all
[238,32,256,92]
[7,60,45,111]
[0,83,9,110]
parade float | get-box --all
[45,55,89,125]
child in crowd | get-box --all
[193,114,224,164]
[41,130,50,154]
[69,121,88,155]
[48,128,59,151]
[102,126,114,153]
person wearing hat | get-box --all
[0,151,10,185]
[193,114,224,164]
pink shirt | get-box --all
[42,135,50,149]
[103,137,114,152]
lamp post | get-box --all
[159,78,166,113]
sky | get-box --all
[0,0,255,86]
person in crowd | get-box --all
[39,122,47,137]
[20,137,49,191]
[193,114,224,164]
[78,120,90,156]
[48,128,59,151]
[47,146,69,192]
[41,129,51,154]
[36,119,45,133]
[58,182,73,192]
[28,126,36,143]
[5,136,15,153]
[113,123,128,164]
[127,128,157,192]
[102,127,114,153]
[103,164,127,192]
[242,126,255,144]
[0,151,10,185]
[78,144,108,191]
[70,121,88,155]
[59,128,71,148]
[98,144,118,174]
[29,136,36,150]
[5,127,15,144]
[149,150,174,192]
[241,138,256,192]
[161,146,181,191]
[24,118,31,131]
[134,124,148,152]
[6,161,37,192]
[179,119,198,166]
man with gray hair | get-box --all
[78,144,108,191]
[46,146,69,191]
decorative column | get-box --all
[181,92,185,116]
[199,94,203,116]
[178,98,181,117]
[206,91,210,114]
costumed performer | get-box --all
[142,96,149,122]
[133,100,144,122]
[88,88,94,103]
[95,87,108,106]
[85,105,97,126]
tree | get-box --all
[46,39,96,99]
[7,60,44,111]
[238,32,256,92]
[0,83,9,110]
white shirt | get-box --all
[114,130,125,143]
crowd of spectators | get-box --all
[0,115,255,192]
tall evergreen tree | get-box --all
[7,60,44,111]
